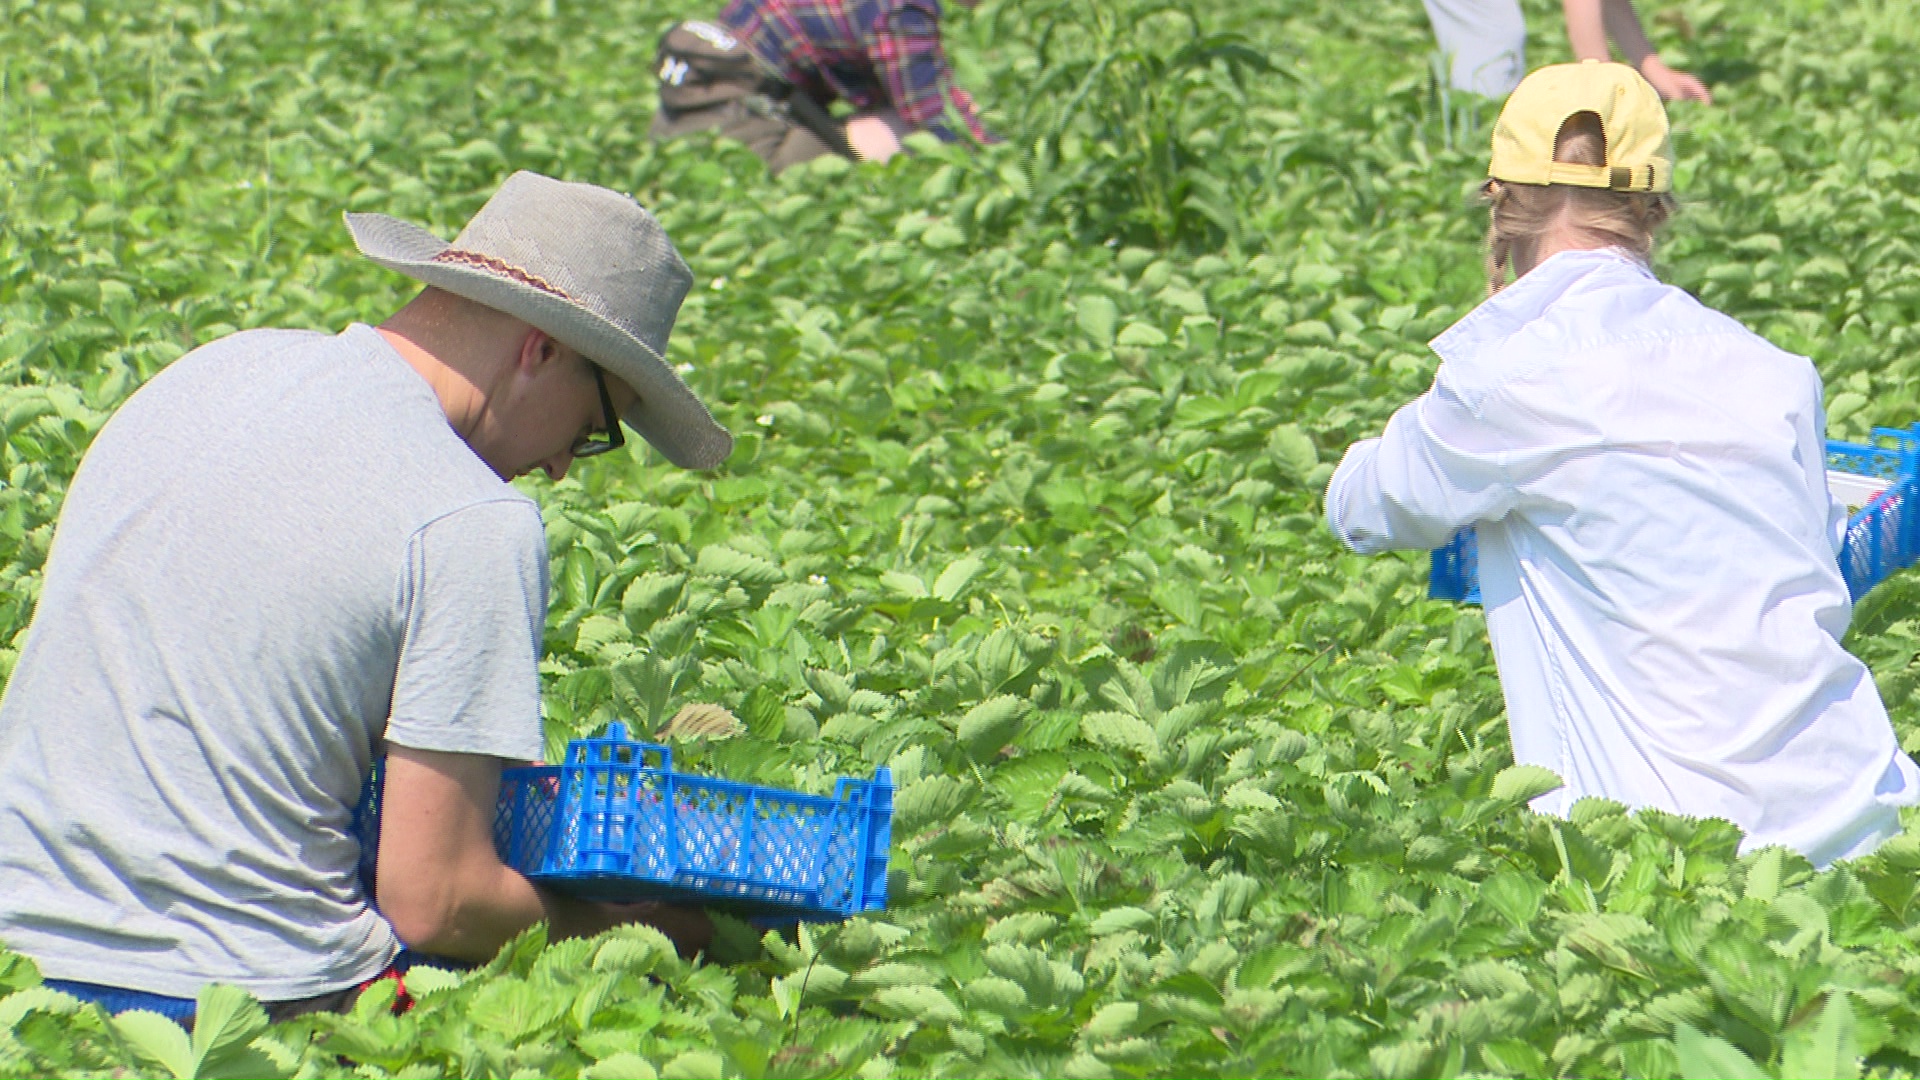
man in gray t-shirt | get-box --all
[0,171,731,1011]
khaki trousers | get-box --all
[649,94,839,175]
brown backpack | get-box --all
[654,20,770,113]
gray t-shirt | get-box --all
[0,324,548,999]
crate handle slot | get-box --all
[567,722,673,772]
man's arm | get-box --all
[376,745,711,961]
[863,0,992,156]
[1563,0,1711,103]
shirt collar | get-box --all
[1430,248,1655,367]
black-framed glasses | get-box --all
[570,364,626,459]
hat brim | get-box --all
[345,212,733,471]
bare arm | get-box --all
[375,746,711,962]
[1601,0,1656,66]
[1562,0,1712,103]
[1563,0,1612,61]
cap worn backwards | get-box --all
[1489,60,1674,194]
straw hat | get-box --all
[345,170,732,470]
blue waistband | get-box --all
[43,978,197,1024]
[40,950,462,1028]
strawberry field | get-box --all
[5,0,1920,1075]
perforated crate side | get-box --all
[1841,486,1917,601]
[353,759,385,900]
[496,768,563,876]
[350,722,899,920]
[1827,426,1920,485]
[1429,529,1481,604]
[854,768,893,913]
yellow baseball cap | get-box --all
[1489,60,1673,193]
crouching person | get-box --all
[1324,62,1918,866]
[650,0,992,174]
[0,171,726,1025]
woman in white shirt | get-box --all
[1324,61,1918,866]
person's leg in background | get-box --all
[1421,0,1528,98]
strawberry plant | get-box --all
[6,0,1920,1076]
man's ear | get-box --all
[516,327,558,375]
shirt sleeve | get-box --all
[1811,370,1849,558]
[869,0,994,143]
[387,499,548,762]
[1324,365,1583,554]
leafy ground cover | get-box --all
[4,0,1920,1075]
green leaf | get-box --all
[1489,764,1564,805]
[0,984,86,1031]
[660,1050,728,1079]
[694,545,785,589]
[398,964,462,997]
[985,912,1060,944]
[931,554,984,601]
[1082,711,1160,758]
[1477,871,1546,929]
[1827,391,1869,428]
[1781,993,1860,1080]
[1084,1001,1140,1040]
[1268,423,1319,484]
[1115,322,1169,347]
[1089,906,1155,936]
[1673,1024,1768,1080]
[586,1052,661,1080]
[867,984,963,1025]
[1744,846,1784,903]
[849,961,940,991]
[594,926,681,975]
[189,984,276,1079]
[467,979,568,1042]
[958,694,1029,758]
[1076,295,1119,347]
[963,976,1029,1016]
[894,775,975,835]
[880,570,929,598]
[111,1010,197,1079]
[771,962,849,1014]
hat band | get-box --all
[430,248,577,303]
[1534,160,1662,192]
[1608,164,1657,191]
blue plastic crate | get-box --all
[1839,485,1916,602]
[1826,426,1920,486]
[1428,427,1920,605]
[355,723,892,922]
[1428,529,1481,604]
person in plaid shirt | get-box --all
[650,0,992,174]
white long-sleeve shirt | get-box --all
[1325,248,1918,865]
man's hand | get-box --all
[377,746,712,962]
[846,115,904,163]
[1638,55,1712,104]
[543,894,713,959]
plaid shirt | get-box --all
[718,0,991,143]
